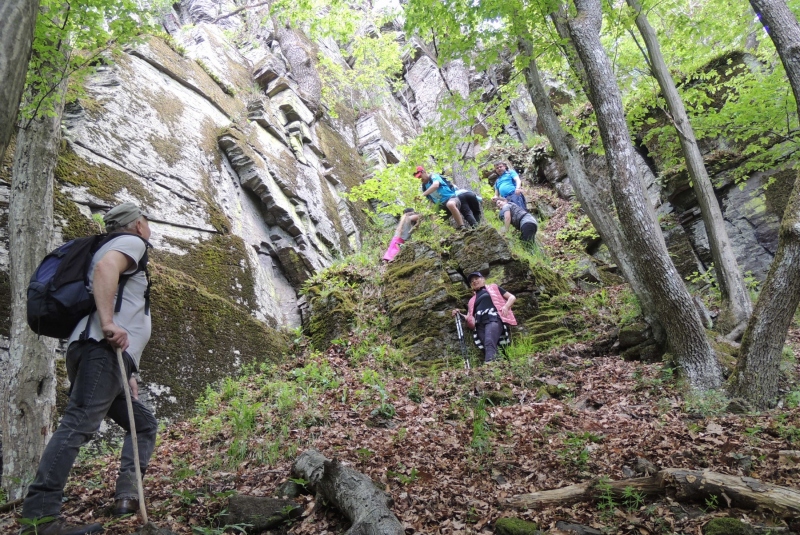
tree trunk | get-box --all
[274,23,322,116]
[626,0,752,330]
[566,0,720,389]
[732,1,800,407]
[0,0,39,159]
[508,468,800,518]
[518,38,665,344]
[1,85,64,500]
[292,449,404,535]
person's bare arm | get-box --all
[503,210,512,232]
[93,250,135,350]
[501,291,516,316]
[420,180,440,198]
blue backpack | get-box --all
[27,233,149,338]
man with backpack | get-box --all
[21,202,157,535]
[415,166,468,230]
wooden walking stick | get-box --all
[116,347,148,523]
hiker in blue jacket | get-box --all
[415,165,467,230]
[492,162,526,210]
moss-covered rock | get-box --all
[54,145,156,207]
[494,517,541,535]
[381,226,570,361]
[702,517,755,535]
[153,234,258,317]
[144,263,289,420]
[0,270,11,338]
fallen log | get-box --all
[292,449,404,535]
[507,468,800,519]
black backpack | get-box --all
[27,233,150,338]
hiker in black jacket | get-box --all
[495,197,538,243]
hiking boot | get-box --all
[110,498,139,516]
[20,518,103,535]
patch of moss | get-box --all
[139,86,186,128]
[55,145,157,207]
[144,263,289,420]
[147,133,183,167]
[196,59,236,96]
[54,188,101,241]
[763,168,797,218]
[153,233,257,313]
[703,517,755,535]
[141,36,243,118]
[494,517,540,535]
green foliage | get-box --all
[18,516,58,534]
[558,431,602,471]
[470,397,493,453]
[387,463,419,485]
[683,389,729,418]
[621,485,645,511]
[23,0,154,121]
[318,31,406,117]
[787,390,800,409]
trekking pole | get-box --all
[116,348,148,524]
[455,313,470,370]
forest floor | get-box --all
[2,187,800,535]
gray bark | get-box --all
[275,23,322,115]
[509,468,800,518]
[626,0,752,330]
[292,449,404,535]
[518,38,664,343]
[1,85,64,500]
[730,0,800,407]
[0,0,39,158]
[567,0,720,389]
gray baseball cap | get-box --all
[103,202,145,230]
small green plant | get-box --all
[787,390,800,409]
[356,448,374,463]
[408,382,423,403]
[703,493,720,512]
[595,478,616,513]
[621,485,645,511]
[18,516,57,534]
[387,464,419,485]
[558,431,603,471]
[470,397,492,453]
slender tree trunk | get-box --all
[626,0,752,330]
[273,22,322,115]
[518,38,665,343]
[729,0,800,407]
[1,85,64,500]
[567,0,720,389]
[0,0,39,159]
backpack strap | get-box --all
[80,233,151,340]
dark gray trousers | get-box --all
[22,340,157,520]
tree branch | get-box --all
[212,1,271,23]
